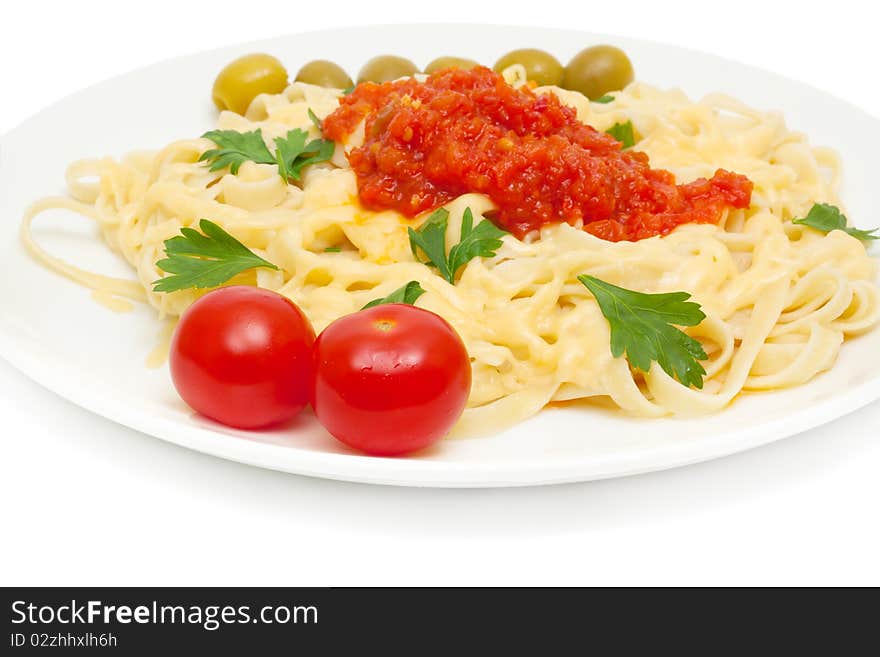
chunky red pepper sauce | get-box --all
[322,67,753,241]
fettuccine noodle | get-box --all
[21,77,880,435]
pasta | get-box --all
[21,76,880,436]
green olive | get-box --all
[493,48,564,87]
[562,45,634,100]
[294,59,353,89]
[357,55,419,84]
[424,56,480,75]
[212,53,289,115]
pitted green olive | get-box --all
[212,53,288,115]
[562,45,634,100]
[357,56,419,84]
[493,49,564,87]
[294,60,353,89]
[424,56,480,74]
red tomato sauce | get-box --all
[322,67,753,241]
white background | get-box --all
[1,0,878,586]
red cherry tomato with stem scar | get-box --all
[170,286,315,429]
[312,303,471,456]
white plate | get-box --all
[1,24,879,487]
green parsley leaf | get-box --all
[605,121,636,149]
[408,207,508,284]
[293,139,335,179]
[308,108,323,132]
[448,208,508,280]
[153,219,278,293]
[342,86,355,96]
[273,130,308,183]
[578,275,708,389]
[274,129,335,183]
[201,128,334,184]
[792,202,879,242]
[408,208,454,281]
[362,281,426,309]
[324,246,342,253]
[593,94,615,104]
[198,129,275,174]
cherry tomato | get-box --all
[312,304,471,456]
[170,286,315,429]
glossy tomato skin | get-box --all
[170,286,315,429]
[312,304,471,456]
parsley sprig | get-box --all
[408,207,508,284]
[605,121,636,149]
[274,130,335,183]
[578,275,708,389]
[153,219,278,293]
[199,127,334,184]
[362,281,426,309]
[792,203,878,242]
[199,130,275,173]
